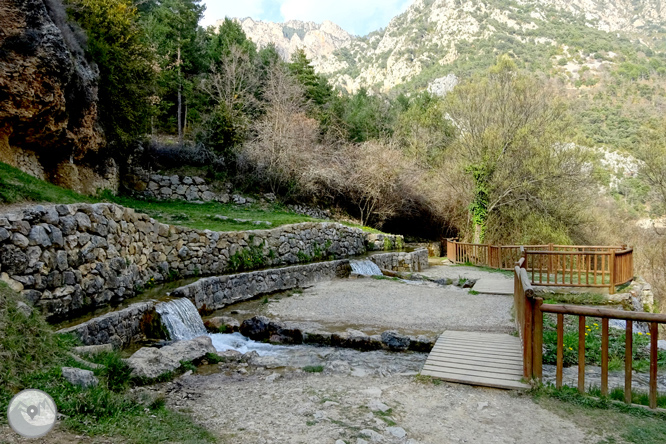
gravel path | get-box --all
[168,369,600,444]
[267,278,515,335]
[419,264,514,282]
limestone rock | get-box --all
[0,0,113,194]
[61,367,98,388]
[204,316,240,332]
[73,344,114,355]
[15,301,32,318]
[126,336,216,379]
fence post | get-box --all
[609,250,616,295]
[533,298,544,381]
[521,248,528,270]
[548,243,554,278]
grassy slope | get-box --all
[0,161,338,232]
[0,282,216,443]
[534,386,666,444]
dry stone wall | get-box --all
[369,250,429,272]
[57,249,427,347]
[57,301,155,349]
[172,250,428,312]
[0,203,377,319]
[129,170,230,203]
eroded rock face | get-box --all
[0,0,117,194]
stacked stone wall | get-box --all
[0,203,374,319]
[57,249,427,347]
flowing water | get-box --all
[156,298,208,341]
[349,259,382,276]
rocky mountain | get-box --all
[226,18,352,73]
[231,0,666,94]
[326,0,666,93]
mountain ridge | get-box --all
[228,0,666,94]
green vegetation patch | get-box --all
[0,282,215,443]
[533,385,666,444]
[0,162,94,205]
[541,314,666,372]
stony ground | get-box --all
[158,350,601,444]
[266,276,515,335]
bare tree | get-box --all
[240,62,323,196]
[326,141,417,227]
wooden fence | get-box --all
[447,239,633,294]
[515,264,665,409]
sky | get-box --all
[200,0,414,36]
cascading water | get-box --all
[350,259,383,276]
[156,298,208,341]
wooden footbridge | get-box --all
[423,242,666,409]
[422,330,529,390]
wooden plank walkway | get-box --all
[421,330,530,390]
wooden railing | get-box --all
[515,265,665,409]
[447,239,633,294]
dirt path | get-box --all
[166,370,600,444]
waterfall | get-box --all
[156,298,208,341]
[350,259,383,276]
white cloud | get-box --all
[280,0,414,35]
[201,0,265,27]
[201,0,414,35]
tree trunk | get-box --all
[177,46,183,145]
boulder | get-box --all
[240,316,272,340]
[381,330,411,351]
[61,367,98,388]
[204,316,240,332]
[126,336,216,379]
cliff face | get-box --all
[231,18,352,73]
[0,0,118,194]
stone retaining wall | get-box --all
[57,249,427,347]
[171,249,428,312]
[366,233,405,251]
[57,301,155,349]
[125,169,230,203]
[369,250,429,272]
[171,260,352,312]
[0,203,378,319]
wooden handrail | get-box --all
[516,269,663,409]
[448,240,634,293]
[540,304,666,322]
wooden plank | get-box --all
[427,350,524,365]
[425,355,524,372]
[426,355,524,372]
[424,362,523,379]
[437,334,520,343]
[432,344,522,359]
[421,368,530,390]
[441,331,520,340]
[433,338,521,350]
[422,364,524,383]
